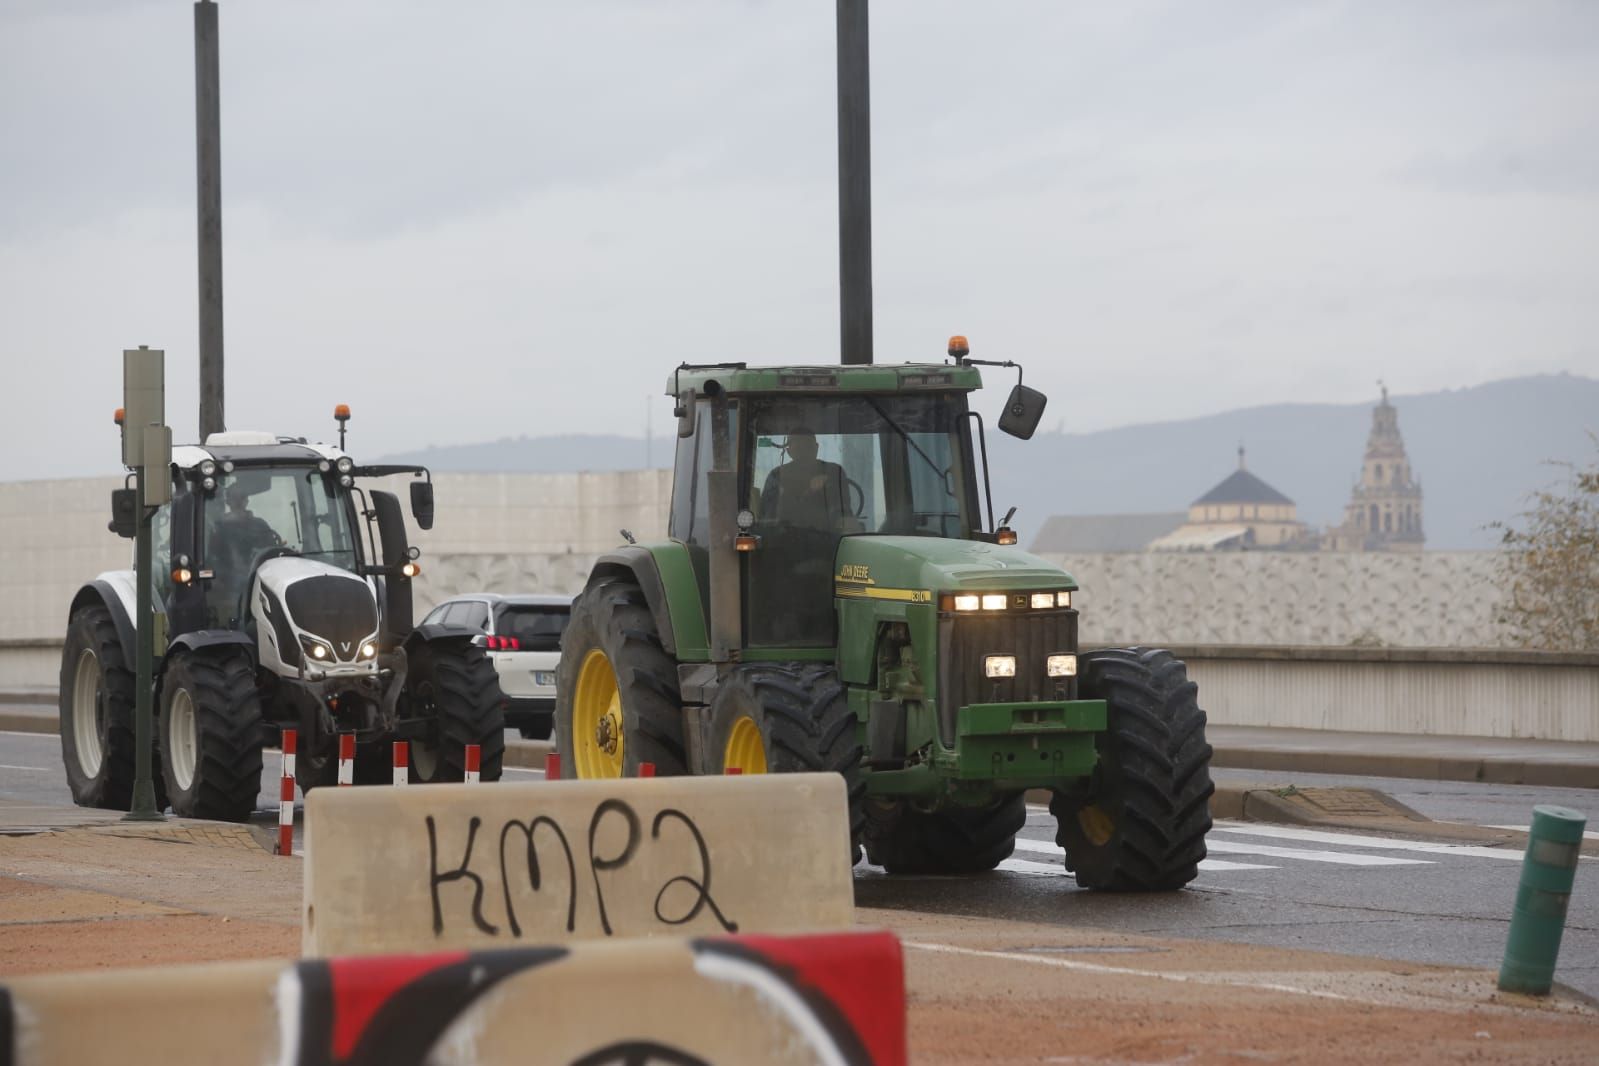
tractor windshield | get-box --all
[201,465,360,625]
[740,392,976,647]
[744,393,975,539]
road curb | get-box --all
[1212,744,1599,790]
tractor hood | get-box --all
[253,557,380,677]
[834,536,1076,598]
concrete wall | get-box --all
[1041,550,1506,649]
[1173,645,1599,744]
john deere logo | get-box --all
[836,564,872,583]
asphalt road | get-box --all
[6,728,1596,999]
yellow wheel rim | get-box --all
[722,715,768,775]
[572,648,624,778]
[1078,804,1115,847]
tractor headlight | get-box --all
[299,634,333,661]
[318,459,332,473]
[950,594,980,612]
[984,655,1017,678]
[198,459,217,477]
[1047,654,1077,678]
[338,474,353,488]
[335,456,354,475]
[201,476,217,492]
[1057,590,1072,608]
[980,594,1007,611]
[1030,592,1055,609]
[360,641,377,659]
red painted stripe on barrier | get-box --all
[282,728,297,755]
[465,745,480,773]
[639,761,655,778]
[725,766,742,775]
[545,752,561,779]
[277,774,295,857]
[732,931,907,1066]
[326,951,471,1061]
[338,733,355,787]
[393,741,409,786]
[280,775,295,803]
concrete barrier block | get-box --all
[1,932,904,1066]
[0,960,282,1066]
[303,773,854,957]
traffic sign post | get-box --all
[123,347,169,822]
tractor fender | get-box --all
[587,544,710,660]
[403,622,480,653]
[69,575,137,662]
[165,629,256,659]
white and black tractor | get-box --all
[60,420,505,822]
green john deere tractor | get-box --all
[554,341,1213,889]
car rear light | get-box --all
[485,635,522,651]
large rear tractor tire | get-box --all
[862,794,1026,875]
[555,580,687,778]
[159,653,264,822]
[1051,647,1214,891]
[708,664,865,856]
[406,641,506,784]
[59,605,164,811]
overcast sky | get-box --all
[2,0,1596,481]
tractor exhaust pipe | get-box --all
[837,0,872,366]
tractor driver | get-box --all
[759,431,850,531]
[205,476,285,624]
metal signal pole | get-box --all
[195,1,225,441]
[837,0,873,366]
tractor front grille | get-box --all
[284,575,379,662]
[937,609,1079,748]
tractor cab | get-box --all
[667,354,1039,653]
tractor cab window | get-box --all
[740,394,975,646]
[201,466,359,627]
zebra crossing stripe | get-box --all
[1009,836,1277,873]
[1211,821,1523,861]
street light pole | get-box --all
[836,0,873,366]
[195,0,225,441]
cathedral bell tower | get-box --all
[1332,384,1425,551]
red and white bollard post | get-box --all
[277,728,297,857]
[639,762,656,778]
[465,744,481,784]
[545,752,561,779]
[725,766,743,776]
[337,733,354,787]
[393,741,409,786]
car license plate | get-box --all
[534,671,556,686]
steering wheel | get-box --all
[845,477,865,518]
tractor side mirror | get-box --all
[109,488,138,539]
[675,390,697,439]
[998,384,1048,440]
[409,481,435,531]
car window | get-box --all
[497,605,570,651]
[421,604,450,625]
[462,602,491,630]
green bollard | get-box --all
[1498,804,1586,995]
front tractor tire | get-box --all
[1051,647,1214,891]
[555,580,687,779]
[406,641,506,784]
[863,794,1026,875]
[708,664,865,853]
[59,605,163,811]
[159,653,264,822]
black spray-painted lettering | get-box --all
[427,815,498,936]
[651,808,737,933]
[427,799,738,939]
[498,816,577,936]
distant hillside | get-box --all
[380,374,1599,550]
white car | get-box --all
[420,593,574,739]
